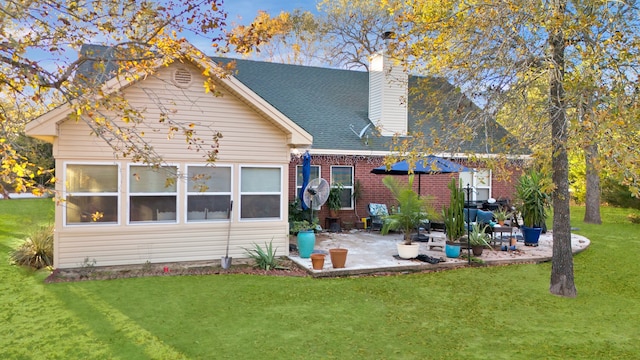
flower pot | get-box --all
[498,220,505,226]
[471,245,484,256]
[297,230,315,258]
[397,243,420,259]
[445,242,461,258]
[510,237,517,247]
[329,248,348,268]
[521,226,542,246]
[310,253,325,270]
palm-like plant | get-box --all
[380,175,434,245]
[515,169,551,228]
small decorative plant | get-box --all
[10,225,54,269]
[244,241,279,270]
[380,175,434,245]
[494,209,510,224]
[468,223,492,248]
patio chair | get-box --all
[367,203,389,232]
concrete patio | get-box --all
[289,229,591,277]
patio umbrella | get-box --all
[299,150,311,210]
[370,155,470,195]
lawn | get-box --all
[1,199,639,359]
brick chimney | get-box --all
[368,31,408,136]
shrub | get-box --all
[11,225,54,269]
[244,241,279,270]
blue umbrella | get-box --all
[371,155,470,195]
[299,151,311,210]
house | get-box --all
[26,45,312,268]
[26,41,524,268]
[219,51,525,227]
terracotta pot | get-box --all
[510,237,517,246]
[498,220,505,226]
[329,248,348,268]
[310,253,325,270]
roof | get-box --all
[28,43,524,156]
[215,57,525,156]
[25,44,312,148]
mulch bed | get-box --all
[44,257,309,283]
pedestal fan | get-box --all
[297,178,329,258]
[302,178,330,221]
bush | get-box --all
[244,241,279,270]
[11,225,54,269]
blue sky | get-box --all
[224,0,319,25]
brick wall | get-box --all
[289,155,522,228]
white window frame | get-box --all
[239,165,283,221]
[185,164,233,222]
[460,169,492,202]
[63,162,120,227]
[330,165,354,210]
[127,164,179,225]
[295,164,321,199]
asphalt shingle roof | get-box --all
[75,44,523,155]
[217,57,523,155]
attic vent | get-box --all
[172,68,192,88]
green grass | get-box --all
[1,199,640,359]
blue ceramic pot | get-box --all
[297,230,315,258]
[521,226,542,246]
[445,243,461,258]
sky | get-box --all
[224,0,319,25]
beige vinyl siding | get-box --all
[52,63,295,268]
[368,55,383,123]
[57,63,290,163]
[54,222,289,268]
[368,52,408,136]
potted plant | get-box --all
[494,208,510,226]
[515,169,551,246]
[380,175,434,259]
[327,183,343,218]
[468,223,492,256]
[442,178,464,258]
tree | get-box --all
[384,0,639,297]
[233,0,395,70]
[1,0,276,195]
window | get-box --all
[460,169,491,202]
[331,166,353,209]
[240,167,281,219]
[296,165,320,198]
[186,166,232,221]
[129,165,178,223]
[65,164,119,225]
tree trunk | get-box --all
[584,142,602,224]
[548,0,577,298]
